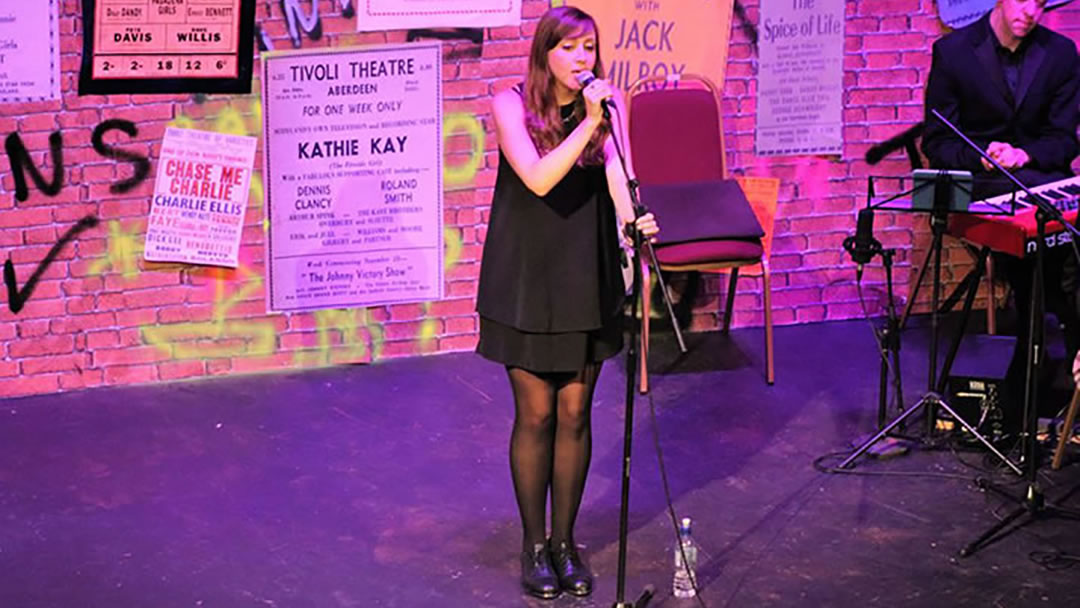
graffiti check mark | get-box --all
[4,216,99,314]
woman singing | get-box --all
[475,6,659,600]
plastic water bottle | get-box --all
[672,517,698,598]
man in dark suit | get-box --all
[922,0,1080,422]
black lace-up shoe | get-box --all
[520,543,560,599]
[551,540,593,597]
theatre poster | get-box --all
[0,1,61,103]
[78,0,256,95]
[261,43,444,313]
[144,127,258,268]
[756,0,844,156]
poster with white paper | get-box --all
[262,43,444,313]
[358,0,521,31]
[144,127,257,268]
[756,0,844,156]
[0,1,61,103]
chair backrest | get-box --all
[629,75,779,271]
[628,74,726,185]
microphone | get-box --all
[574,71,611,119]
[843,207,881,278]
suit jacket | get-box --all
[922,14,1080,195]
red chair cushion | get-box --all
[653,239,763,266]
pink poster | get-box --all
[79,0,256,94]
[262,43,443,313]
[144,127,257,268]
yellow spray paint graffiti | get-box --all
[293,308,385,365]
[170,114,196,130]
[211,104,259,137]
[418,226,466,350]
[171,97,265,215]
[90,95,484,370]
[143,320,277,360]
[141,262,274,359]
[88,221,143,279]
[443,112,485,187]
[171,96,262,138]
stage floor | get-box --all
[2,319,1078,607]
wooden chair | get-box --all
[627,74,779,391]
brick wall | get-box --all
[2,0,1079,398]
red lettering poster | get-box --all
[79,0,256,95]
[144,127,258,268]
[261,44,445,312]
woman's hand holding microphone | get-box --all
[575,72,614,124]
[574,73,660,246]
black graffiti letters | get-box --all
[4,216,99,314]
[2,119,151,314]
[5,131,64,202]
[5,119,150,203]
[91,119,152,194]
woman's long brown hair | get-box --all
[523,7,610,166]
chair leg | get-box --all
[762,262,775,385]
[640,258,650,394]
[986,254,996,335]
[723,268,739,333]
[1052,388,1080,470]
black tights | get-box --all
[507,363,601,551]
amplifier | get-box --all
[942,334,1019,442]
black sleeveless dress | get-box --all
[476,99,626,373]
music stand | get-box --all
[900,172,1021,323]
[838,170,1022,474]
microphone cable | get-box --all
[614,104,707,601]
[811,269,974,481]
[644,382,710,607]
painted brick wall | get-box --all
[1,0,1079,398]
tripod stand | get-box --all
[913,111,1080,556]
[960,206,1080,555]
[839,172,1021,473]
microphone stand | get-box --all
[843,179,904,431]
[923,109,1080,556]
[877,247,903,429]
[606,105,687,608]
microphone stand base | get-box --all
[850,433,912,459]
[960,478,1080,557]
[612,584,654,608]
[839,392,1022,474]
